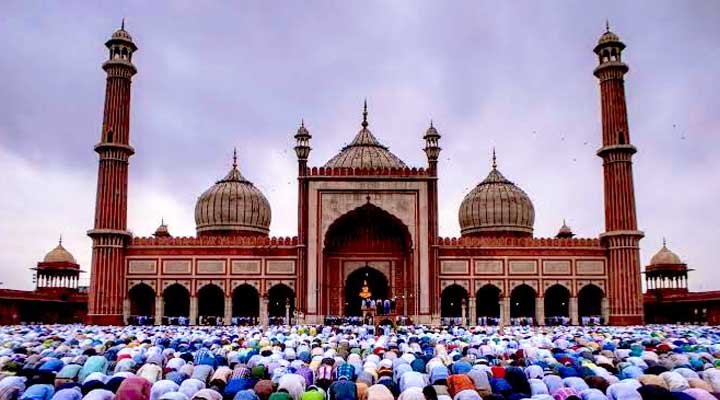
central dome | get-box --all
[195,153,271,236]
[324,103,407,169]
[459,153,535,237]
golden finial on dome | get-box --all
[232,148,238,169]
[492,148,497,170]
[605,18,610,33]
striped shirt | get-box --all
[316,364,334,381]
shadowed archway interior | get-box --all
[441,284,468,318]
[476,284,501,318]
[578,284,604,317]
[324,203,411,253]
[268,284,295,318]
[233,284,259,317]
[198,284,224,318]
[129,283,155,316]
[163,283,190,317]
[510,284,536,318]
[344,266,388,316]
[545,284,570,317]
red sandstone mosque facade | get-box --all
[2,24,718,326]
[84,23,643,327]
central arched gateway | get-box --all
[322,203,412,317]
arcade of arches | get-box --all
[127,282,296,325]
[438,283,607,325]
[321,203,414,317]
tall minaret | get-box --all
[87,22,138,325]
[423,121,441,316]
[594,23,644,325]
[294,120,311,315]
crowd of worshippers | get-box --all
[509,319,536,327]
[321,318,411,328]
[580,318,604,327]
[128,318,273,327]
[361,299,398,316]
[2,324,720,400]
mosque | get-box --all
[0,24,717,326]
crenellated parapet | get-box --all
[437,236,602,248]
[305,166,429,177]
[130,235,298,247]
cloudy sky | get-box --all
[1,1,718,291]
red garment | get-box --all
[254,379,274,400]
[491,366,506,378]
[116,376,152,400]
[447,374,476,397]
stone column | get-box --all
[468,297,477,326]
[224,296,232,325]
[285,301,291,326]
[189,296,198,326]
[122,298,130,325]
[501,296,510,326]
[535,297,545,326]
[260,296,269,328]
[569,296,579,325]
[154,296,163,325]
[601,297,610,324]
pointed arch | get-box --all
[476,284,501,319]
[232,284,259,322]
[441,284,468,318]
[267,283,295,322]
[324,203,412,252]
[344,266,388,316]
[578,284,604,320]
[128,283,155,317]
[544,284,570,321]
[163,283,190,318]
[510,284,536,318]
[197,283,224,321]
